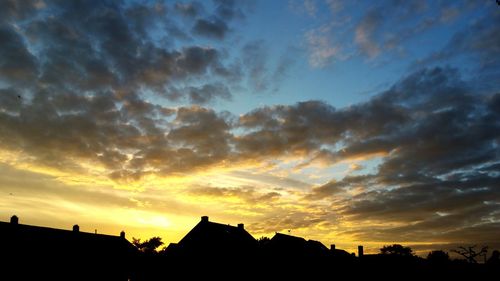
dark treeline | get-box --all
[134,239,500,280]
[2,215,499,280]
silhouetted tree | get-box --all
[257,236,270,247]
[380,244,414,256]
[132,237,164,254]
[486,250,500,266]
[427,250,450,264]
[451,245,487,264]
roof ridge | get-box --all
[0,221,122,239]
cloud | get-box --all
[241,40,269,91]
[303,0,317,17]
[166,82,232,104]
[354,9,382,58]
[213,0,247,21]
[0,25,38,84]
[413,8,500,81]
[0,0,248,105]
[0,163,135,208]
[1,0,499,247]
[188,185,281,204]
[233,66,499,244]
[176,46,220,75]
[0,88,23,113]
[305,24,342,68]
[306,175,374,200]
[239,40,296,93]
[303,0,484,66]
[192,17,229,40]
[175,2,204,18]
[249,208,338,234]
[0,0,44,22]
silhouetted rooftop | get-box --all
[1,216,137,281]
[177,216,256,248]
[165,216,256,260]
[0,220,137,255]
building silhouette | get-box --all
[264,232,330,259]
[1,215,137,281]
[3,214,497,279]
[165,216,257,259]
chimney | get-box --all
[237,223,244,230]
[10,215,19,224]
[358,245,364,257]
[120,231,126,239]
[201,216,209,223]
[331,244,336,251]
[73,224,80,232]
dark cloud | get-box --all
[412,7,500,93]
[165,82,232,104]
[0,0,43,22]
[0,0,241,105]
[306,175,375,200]
[186,83,232,104]
[0,25,38,84]
[234,66,499,243]
[192,17,229,40]
[124,106,234,178]
[125,2,167,38]
[0,88,23,113]
[0,85,236,181]
[439,8,499,66]
[176,46,220,75]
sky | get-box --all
[0,0,499,255]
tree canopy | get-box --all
[132,237,164,254]
[427,250,450,264]
[380,244,414,256]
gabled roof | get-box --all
[1,216,137,280]
[178,216,256,249]
[332,248,353,257]
[267,232,331,258]
[306,239,329,252]
[0,218,137,257]
[270,232,307,246]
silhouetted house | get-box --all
[166,216,257,261]
[265,232,330,260]
[330,244,353,258]
[1,216,137,281]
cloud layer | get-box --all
[0,0,499,251]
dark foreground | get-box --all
[2,217,499,280]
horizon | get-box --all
[1,0,499,258]
[0,214,493,258]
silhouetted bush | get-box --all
[380,244,414,256]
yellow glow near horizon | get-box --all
[0,147,485,257]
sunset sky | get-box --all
[1,0,499,255]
